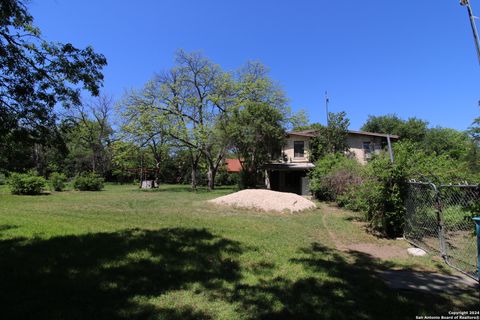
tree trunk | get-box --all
[191,164,198,190]
[154,161,160,187]
[207,166,216,190]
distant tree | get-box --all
[361,114,404,135]
[361,114,428,142]
[118,86,172,185]
[290,109,310,131]
[63,95,113,176]
[467,116,480,172]
[423,127,470,160]
[309,111,350,162]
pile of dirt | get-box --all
[208,189,316,213]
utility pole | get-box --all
[325,91,330,126]
[460,0,480,64]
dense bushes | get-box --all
[0,173,5,185]
[73,173,104,191]
[309,154,363,201]
[310,141,472,238]
[49,172,68,191]
[8,172,47,195]
[215,168,239,186]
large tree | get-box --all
[0,0,106,172]
[119,86,171,186]
[309,111,350,162]
[228,62,290,188]
[147,50,235,190]
[361,114,428,142]
[62,95,113,176]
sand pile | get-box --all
[208,189,316,213]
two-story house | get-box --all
[264,129,399,195]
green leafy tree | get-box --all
[360,114,404,135]
[361,114,428,142]
[0,0,106,139]
[142,50,235,190]
[228,62,292,188]
[62,96,113,177]
[467,116,480,173]
[309,111,350,161]
[229,102,285,188]
[0,0,106,174]
[423,127,470,160]
[118,87,172,185]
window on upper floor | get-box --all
[363,141,373,160]
[362,142,372,153]
[294,141,305,158]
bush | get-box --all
[337,141,468,238]
[49,172,68,191]
[73,173,104,191]
[215,168,239,186]
[8,172,46,195]
[309,154,363,201]
[0,173,5,185]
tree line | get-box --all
[1,0,479,195]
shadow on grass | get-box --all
[0,228,242,320]
[0,229,476,320]
[0,224,17,233]
[230,243,479,320]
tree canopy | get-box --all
[0,0,107,134]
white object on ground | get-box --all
[208,189,316,213]
[407,247,427,257]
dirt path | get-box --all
[319,202,408,260]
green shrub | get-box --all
[0,173,5,185]
[215,168,239,186]
[309,154,362,201]
[49,172,68,191]
[8,172,46,195]
[337,141,468,238]
[73,173,104,191]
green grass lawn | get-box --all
[0,184,477,320]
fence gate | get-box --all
[405,181,479,280]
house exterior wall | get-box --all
[282,135,310,163]
[282,133,388,165]
[346,135,384,165]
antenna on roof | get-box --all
[460,0,480,64]
[325,91,330,126]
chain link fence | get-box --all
[405,181,479,280]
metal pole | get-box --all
[473,217,480,282]
[386,134,394,163]
[432,183,448,260]
[461,0,480,64]
[325,91,329,126]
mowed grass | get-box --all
[0,184,477,320]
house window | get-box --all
[294,141,305,158]
[362,142,371,153]
[363,142,372,160]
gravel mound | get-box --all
[209,189,316,213]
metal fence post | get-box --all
[433,184,447,259]
[473,217,480,282]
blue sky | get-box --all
[30,0,479,131]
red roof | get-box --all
[225,158,242,173]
